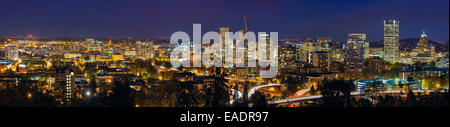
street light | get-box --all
[27,93,32,99]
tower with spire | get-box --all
[418,29,429,54]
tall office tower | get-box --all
[220,27,230,44]
[300,38,315,63]
[219,27,231,67]
[136,40,154,60]
[347,33,369,59]
[317,37,331,51]
[5,46,19,61]
[312,51,330,73]
[279,46,296,69]
[345,34,365,78]
[418,30,428,54]
[258,33,274,63]
[363,38,369,59]
[295,46,303,62]
[136,41,143,59]
[148,40,154,59]
[106,40,114,55]
[233,30,246,66]
[383,20,399,63]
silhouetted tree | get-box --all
[232,83,248,107]
[0,78,56,107]
[309,85,318,95]
[176,81,200,107]
[319,80,355,107]
[204,68,230,107]
[285,76,302,93]
[406,90,417,107]
[107,77,134,107]
[251,91,268,107]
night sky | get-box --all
[0,0,448,42]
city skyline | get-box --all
[0,0,448,109]
[0,0,449,42]
[0,1,448,126]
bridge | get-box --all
[5,40,59,47]
[267,90,447,105]
[228,89,243,104]
[228,83,285,105]
[248,83,285,98]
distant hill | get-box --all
[369,38,448,52]
[399,38,448,52]
[369,41,384,48]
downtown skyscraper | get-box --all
[383,20,399,63]
[344,33,366,78]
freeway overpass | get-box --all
[228,83,285,105]
[267,90,447,104]
[248,83,285,98]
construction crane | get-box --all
[244,16,248,33]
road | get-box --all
[268,90,446,104]
[228,83,285,105]
[228,89,243,104]
[248,83,285,98]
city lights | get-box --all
[0,0,447,110]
